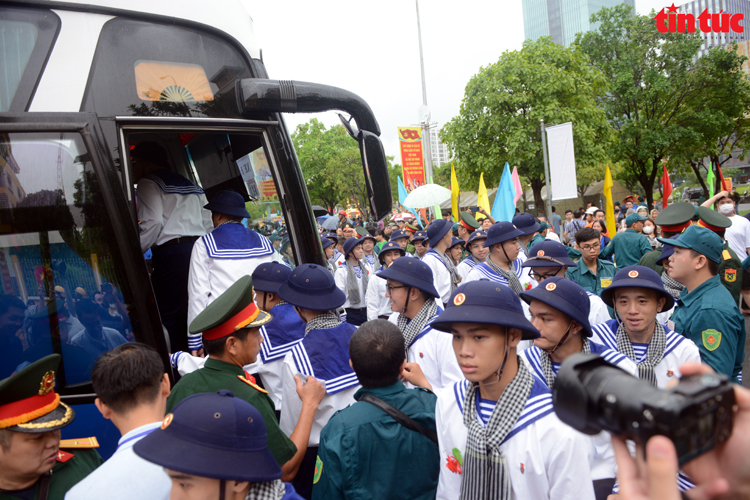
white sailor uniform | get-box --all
[435,376,596,500]
[455,255,479,281]
[333,251,345,268]
[591,319,701,388]
[521,342,638,483]
[421,249,455,305]
[387,306,463,392]
[363,253,378,273]
[187,222,279,351]
[279,322,361,446]
[462,260,536,291]
[366,265,392,321]
[333,264,368,310]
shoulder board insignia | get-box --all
[723,250,731,261]
[59,437,99,449]
[56,450,75,463]
[238,375,269,394]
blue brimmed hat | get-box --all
[466,230,488,246]
[378,241,406,264]
[449,237,465,250]
[519,277,592,337]
[426,219,452,244]
[657,225,723,264]
[522,240,576,268]
[377,257,439,298]
[430,281,540,340]
[390,229,410,241]
[321,237,335,251]
[412,231,429,243]
[343,237,363,258]
[277,264,346,311]
[655,234,679,266]
[203,190,250,219]
[252,262,291,293]
[323,232,338,242]
[483,221,524,248]
[600,265,675,310]
[134,391,281,482]
[513,213,541,236]
[625,213,648,227]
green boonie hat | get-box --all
[355,227,369,237]
[657,225,723,264]
[460,211,480,230]
[696,206,731,231]
[0,354,75,432]
[654,202,698,233]
[189,275,272,337]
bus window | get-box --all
[0,132,136,387]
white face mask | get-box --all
[719,203,734,215]
[643,226,654,235]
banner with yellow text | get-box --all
[398,127,426,192]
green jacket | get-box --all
[406,243,416,256]
[528,233,546,252]
[638,249,664,277]
[672,275,745,383]
[719,243,742,306]
[599,229,652,271]
[0,448,102,500]
[312,381,439,500]
[167,357,297,466]
[566,258,617,296]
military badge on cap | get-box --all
[39,371,55,396]
[537,250,545,256]
[161,413,173,429]
[453,293,466,306]
[545,282,556,291]
[628,270,639,278]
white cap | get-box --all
[585,206,599,215]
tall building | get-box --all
[523,0,635,47]
[428,124,451,168]
[677,0,750,57]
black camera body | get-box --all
[553,353,735,465]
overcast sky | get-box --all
[240,0,670,162]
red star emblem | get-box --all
[666,3,678,13]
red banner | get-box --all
[398,127,426,191]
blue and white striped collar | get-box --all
[522,342,631,389]
[290,322,359,394]
[202,223,274,260]
[592,319,685,359]
[144,169,204,195]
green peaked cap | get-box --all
[697,206,732,230]
[460,211,480,229]
[654,202,698,228]
[189,275,272,335]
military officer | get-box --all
[167,275,325,482]
[134,390,305,500]
[695,206,743,305]
[659,227,745,382]
[640,202,697,275]
[456,211,480,260]
[0,354,103,500]
[600,213,653,271]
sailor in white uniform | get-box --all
[359,231,379,272]
[133,141,212,353]
[421,219,462,306]
[365,241,405,321]
[376,257,463,392]
[463,221,536,293]
[334,237,370,326]
[321,237,338,275]
[455,230,488,281]
[187,190,279,354]
[412,230,430,259]
[521,240,612,326]
[430,281,596,500]
[390,229,416,258]
[276,264,360,496]
[518,277,637,500]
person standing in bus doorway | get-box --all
[334,238,369,326]
[132,141,212,354]
[187,190,279,356]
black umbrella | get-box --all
[311,205,329,217]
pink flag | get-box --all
[511,166,523,203]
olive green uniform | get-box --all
[566,258,617,296]
[638,249,664,277]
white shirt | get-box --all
[65,422,171,500]
[136,176,212,252]
[334,265,367,309]
[435,377,596,500]
[421,250,454,305]
[463,259,536,291]
[545,232,561,243]
[456,256,481,282]
[366,267,392,320]
[725,214,750,260]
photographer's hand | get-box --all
[612,435,681,500]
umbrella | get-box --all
[322,216,340,230]
[311,205,329,217]
[403,184,452,209]
[316,215,332,224]
[392,212,416,222]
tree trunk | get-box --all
[531,177,546,216]
[688,161,710,198]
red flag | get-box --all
[662,163,672,207]
[717,163,731,191]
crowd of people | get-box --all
[4,151,750,500]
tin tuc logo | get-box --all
[655,3,744,33]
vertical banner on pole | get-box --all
[398,127,426,192]
[546,122,578,201]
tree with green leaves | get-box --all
[440,37,611,214]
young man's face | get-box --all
[394,237,409,250]
[450,323,520,386]
[668,247,701,282]
[595,212,605,221]
[717,196,735,214]
[492,238,521,262]
[625,201,633,209]
[450,246,463,262]
[343,227,356,239]
[414,240,429,257]
[166,470,240,500]
[362,239,375,253]
[397,221,405,229]
[631,221,643,232]
[381,250,401,267]
[0,430,61,486]
[528,300,578,352]
[565,212,573,221]
[481,219,493,230]
[529,265,565,284]
[350,244,364,261]
[613,288,665,336]
[324,246,334,260]
[579,238,601,262]
[468,240,489,262]
[385,279,411,313]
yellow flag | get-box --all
[603,164,616,238]
[477,173,490,220]
[451,164,460,221]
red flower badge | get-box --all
[446,448,463,474]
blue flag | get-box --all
[491,163,516,222]
[398,176,423,228]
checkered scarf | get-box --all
[485,257,523,295]
[436,249,461,291]
[539,337,590,389]
[397,298,438,356]
[345,260,369,304]
[616,321,666,386]
[661,271,684,299]
[244,479,286,500]
[304,311,342,336]
[459,358,534,500]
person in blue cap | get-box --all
[377,258,462,392]
[333,238,370,326]
[659,226,745,382]
[655,235,683,304]
[188,189,280,356]
[518,277,637,499]
[365,241,405,321]
[448,237,465,266]
[591,265,700,388]
[422,220,462,306]
[600,213,653,272]
[430,281,595,500]
[320,238,337,275]
[456,230,488,281]
[522,240,611,326]
[566,227,618,296]
[276,264,360,498]
[134,391,305,500]
[412,231,430,259]
[359,232,378,271]
[512,212,540,261]
[462,221,535,294]
[390,229,416,257]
